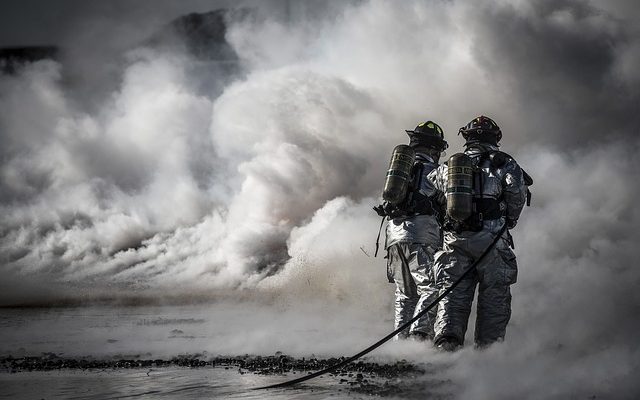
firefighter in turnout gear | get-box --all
[375,121,448,341]
[427,116,531,350]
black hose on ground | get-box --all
[253,225,508,390]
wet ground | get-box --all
[0,354,444,398]
[0,304,455,399]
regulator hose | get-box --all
[253,224,508,390]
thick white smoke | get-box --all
[1,0,640,397]
[0,1,514,298]
[1,3,400,297]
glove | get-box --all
[373,204,386,217]
[506,218,518,229]
[385,204,406,219]
[374,202,405,218]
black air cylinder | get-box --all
[382,145,416,205]
[446,153,474,221]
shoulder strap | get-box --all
[374,215,386,257]
[411,161,425,192]
[522,169,533,186]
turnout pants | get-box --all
[387,243,439,339]
[433,223,518,346]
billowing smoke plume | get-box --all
[1,0,640,397]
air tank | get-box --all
[446,153,474,221]
[382,144,416,205]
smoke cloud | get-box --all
[1,0,639,398]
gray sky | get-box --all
[0,0,346,47]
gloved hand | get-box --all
[373,202,405,218]
[385,203,406,219]
[506,218,518,229]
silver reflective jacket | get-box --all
[428,144,526,228]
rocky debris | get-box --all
[0,354,203,372]
[0,353,430,396]
[214,354,421,377]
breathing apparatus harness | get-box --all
[445,150,505,233]
[449,116,533,231]
[372,122,447,256]
[373,152,441,256]
[254,223,508,391]
[445,132,533,234]
[442,150,532,256]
